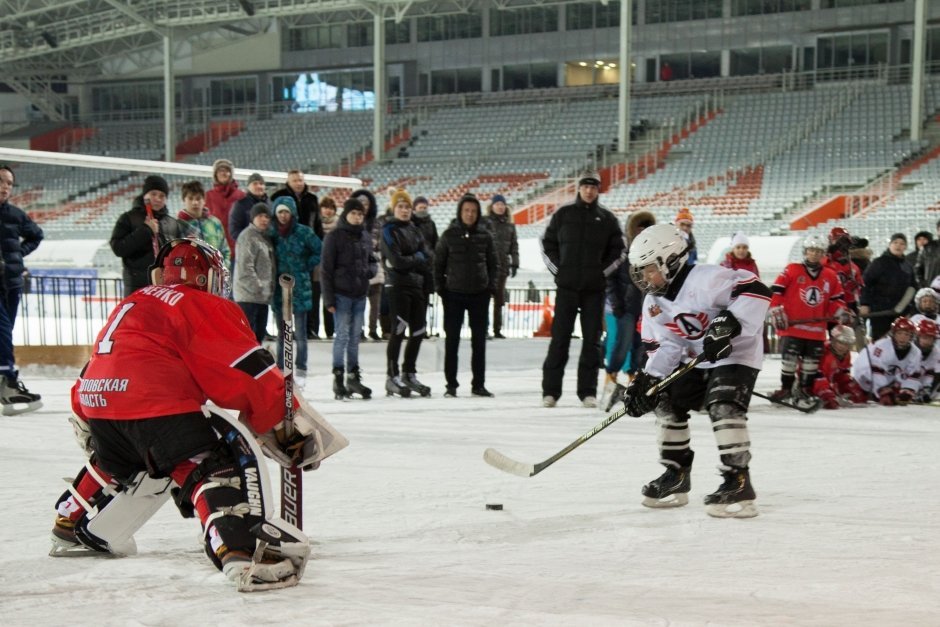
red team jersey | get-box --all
[72,284,289,435]
[771,263,845,341]
[821,255,863,306]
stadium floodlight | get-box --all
[0,147,363,189]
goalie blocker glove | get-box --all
[701,309,742,363]
[621,371,662,417]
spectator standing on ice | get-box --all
[435,194,499,398]
[539,169,624,408]
[915,219,940,288]
[177,181,230,268]
[351,188,387,341]
[229,172,270,249]
[310,196,338,340]
[486,194,519,339]
[233,203,276,342]
[0,165,44,414]
[861,233,917,341]
[110,174,182,297]
[204,158,244,256]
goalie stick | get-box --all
[483,356,704,478]
[278,274,303,530]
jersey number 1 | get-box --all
[97,303,135,354]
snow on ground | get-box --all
[0,341,937,626]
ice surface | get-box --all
[1,350,937,626]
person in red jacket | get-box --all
[204,159,245,259]
[811,325,868,409]
[720,232,759,277]
[50,239,336,590]
[769,234,849,404]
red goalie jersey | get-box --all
[771,263,845,341]
[72,283,290,436]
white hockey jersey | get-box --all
[917,343,939,400]
[640,264,772,378]
[851,336,922,395]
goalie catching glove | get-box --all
[621,371,662,417]
[701,309,741,363]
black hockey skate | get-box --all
[345,368,372,400]
[704,467,758,519]
[1,375,42,416]
[641,464,691,508]
[402,373,431,397]
[385,375,412,397]
[332,367,350,400]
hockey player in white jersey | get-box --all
[852,316,922,406]
[620,224,772,518]
[913,318,939,402]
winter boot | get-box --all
[641,464,691,508]
[704,467,758,518]
[332,367,349,400]
[345,367,372,400]
[1,375,43,416]
[402,373,431,397]
[385,375,412,398]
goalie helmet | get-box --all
[628,223,690,295]
[915,287,939,316]
[150,238,227,296]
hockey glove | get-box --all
[769,306,788,331]
[701,310,741,363]
[896,389,914,406]
[259,424,320,471]
[69,413,94,457]
[621,371,662,417]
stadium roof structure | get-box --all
[0,0,581,73]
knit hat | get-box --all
[578,170,601,187]
[491,194,506,204]
[212,158,234,180]
[247,172,265,185]
[389,188,412,208]
[273,196,295,214]
[320,196,337,211]
[250,202,270,219]
[343,197,365,215]
[142,175,169,196]
[731,232,750,248]
[889,232,907,244]
[675,209,694,225]
[413,196,429,208]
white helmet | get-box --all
[829,324,855,345]
[803,234,827,252]
[915,287,939,316]
[932,276,940,292]
[628,223,690,295]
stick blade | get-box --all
[483,448,536,477]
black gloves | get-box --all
[510,266,518,278]
[701,309,741,363]
[621,371,662,417]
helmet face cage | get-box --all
[628,224,690,296]
[151,238,227,296]
[828,227,851,249]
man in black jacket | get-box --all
[435,194,499,398]
[540,170,625,408]
[228,172,270,251]
[915,219,940,288]
[0,165,44,413]
[110,175,182,297]
[861,233,917,340]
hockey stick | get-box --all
[752,390,821,413]
[864,286,915,319]
[278,274,303,530]
[483,357,703,478]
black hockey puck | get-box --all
[485,503,503,511]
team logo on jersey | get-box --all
[648,304,662,317]
[800,286,823,307]
[665,312,710,340]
